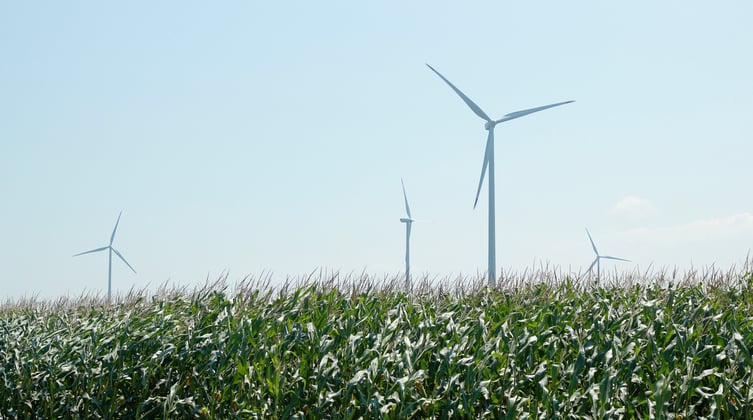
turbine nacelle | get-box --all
[400,218,414,224]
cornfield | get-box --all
[2,266,753,418]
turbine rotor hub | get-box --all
[484,120,497,130]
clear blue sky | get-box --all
[2,1,752,299]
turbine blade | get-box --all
[110,211,123,246]
[73,246,109,257]
[495,100,574,124]
[401,178,412,218]
[585,228,599,256]
[426,64,491,122]
[601,256,631,262]
[473,130,493,209]
[112,248,136,273]
[585,258,598,274]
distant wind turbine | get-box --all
[73,211,136,300]
[399,179,415,290]
[427,64,574,287]
[583,228,630,282]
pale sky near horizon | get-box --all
[2,2,752,299]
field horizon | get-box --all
[5,257,752,309]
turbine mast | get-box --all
[487,128,496,287]
[405,224,411,290]
[597,258,600,283]
[108,247,113,301]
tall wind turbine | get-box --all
[427,64,574,287]
[73,211,136,300]
[583,228,630,282]
[399,179,415,290]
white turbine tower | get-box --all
[583,228,630,282]
[427,64,574,287]
[399,179,415,290]
[73,211,136,300]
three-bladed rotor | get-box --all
[400,178,413,223]
[73,211,136,300]
[400,178,415,290]
[427,64,573,209]
[583,228,630,282]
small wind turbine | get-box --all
[73,211,136,300]
[427,64,574,287]
[399,179,415,290]
[583,228,630,282]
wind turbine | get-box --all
[427,64,574,287]
[73,211,136,300]
[583,228,630,282]
[399,179,415,290]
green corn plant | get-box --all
[3,267,753,417]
